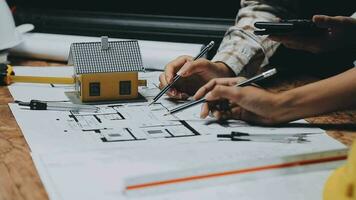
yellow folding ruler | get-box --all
[0,64,75,85]
[1,64,147,86]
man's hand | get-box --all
[269,15,356,53]
[194,78,291,125]
[159,56,235,100]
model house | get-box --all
[68,37,145,102]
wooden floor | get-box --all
[0,58,356,200]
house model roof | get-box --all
[68,39,144,74]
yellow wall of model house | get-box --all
[78,72,138,102]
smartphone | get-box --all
[254,19,326,36]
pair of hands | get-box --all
[159,57,286,125]
[159,15,356,125]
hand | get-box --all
[269,15,356,53]
[194,78,290,125]
[159,56,234,100]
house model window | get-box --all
[119,81,131,95]
[68,37,145,102]
[89,82,100,96]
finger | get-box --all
[313,15,356,29]
[159,73,168,89]
[219,110,236,120]
[202,101,226,119]
[200,103,210,119]
[193,77,245,100]
[212,104,243,120]
[205,85,242,102]
[168,88,178,97]
[167,90,190,100]
[159,73,186,98]
[230,106,243,120]
[212,110,224,120]
[159,73,176,97]
[165,56,193,83]
[178,92,190,100]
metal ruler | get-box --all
[124,148,348,195]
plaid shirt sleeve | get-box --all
[212,0,297,77]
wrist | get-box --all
[272,91,300,123]
[214,61,236,77]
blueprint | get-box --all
[9,66,329,153]
[8,67,205,153]
[8,66,346,200]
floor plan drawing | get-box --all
[8,67,332,155]
[46,102,200,143]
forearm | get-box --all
[213,0,296,77]
[279,67,356,121]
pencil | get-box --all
[163,68,277,116]
[148,41,215,106]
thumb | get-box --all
[313,15,356,29]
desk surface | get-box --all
[0,59,356,200]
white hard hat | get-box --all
[0,0,34,51]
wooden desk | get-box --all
[1,59,356,200]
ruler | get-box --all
[11,75,75,84]
[1,64,75,85]
[124,149,348,195]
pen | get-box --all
[148,41,215,106]
[16,100,99,112]
[217,131,308,143]
[222,137,303,143]
[164,68,277,116]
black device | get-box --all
[254,19,327,36]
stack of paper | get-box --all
[10,33,204,70]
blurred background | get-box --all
[7,0,238,46]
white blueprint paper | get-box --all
[8,66,346,200]
[8,66,331,153]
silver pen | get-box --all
[17,100,99,112]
